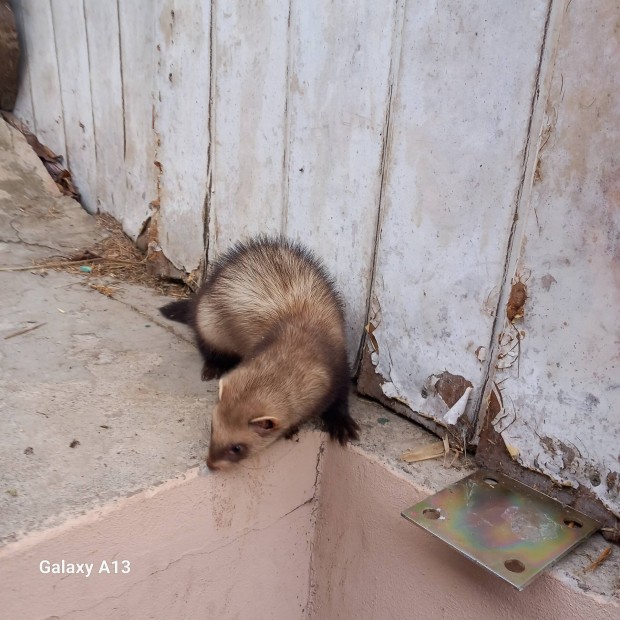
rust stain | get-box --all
[540,436,578,468]
[356,347,389,404]
[506,281,527,322]
[356,349,458,442]
[365,322,379,354]
[136,214,157,252]
[488,386,503,418]
[136,213,185,281]
[435,371,473,409]
[533,157,543,184]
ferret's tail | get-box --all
[159,299,193,324]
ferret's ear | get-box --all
[218,378,226,400]
[249,416,281,437]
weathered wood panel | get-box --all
[83,0,126,222]
[155,0,211,272]
[208,0,290,257]
[10,0,34,132]
[359,1,551,434]
[116,0,158,239]
[0,1,20,111]
[15,0,66,161]
[50,0,97,213]
[478,0,620,518]
[285,0,401,358]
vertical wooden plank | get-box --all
[16,0,66,161]
[154,0,211,272]
[208,0,290,257]
[83,0,126,222]
[285,0,400,359]
[361,1,550,431]
[116,0,158,239]
[50,0,97,213]
[10,0,35,132]
[478,0,620,517]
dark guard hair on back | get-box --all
[159,235,359,466]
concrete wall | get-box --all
[1,435,322,619]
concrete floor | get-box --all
[0,118,215,543]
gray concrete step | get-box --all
[0,118,213,544]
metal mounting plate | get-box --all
[401,469,600,590]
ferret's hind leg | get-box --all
[196,338,240,381]
[321,388,360,445]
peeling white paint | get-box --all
[208,0,289,255]
[381,381,400,401]
[284,0,400,358]
[443,387,473,426]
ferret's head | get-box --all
[206,376,285,470]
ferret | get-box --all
[159,236,359,469]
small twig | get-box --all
[600,527,620,543]
[584,546,612,573]
[4,322,47,340]
[96,261,145,270]
[0,258,105,272]
[0,257,144,272]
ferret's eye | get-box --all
[229,444,245,457]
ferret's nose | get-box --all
[206,457,219,471]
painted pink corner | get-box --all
[0,434,322,619]
[1,433,618,619]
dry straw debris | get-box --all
[1,213,193,299]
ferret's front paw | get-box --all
[201,364,220,381]
[283,425,300,441]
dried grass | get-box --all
[1,112,195,298]
[3,213,192,299]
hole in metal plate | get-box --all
[504,559,526,573]
[401,469,600,590]
[423,508,441,520]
